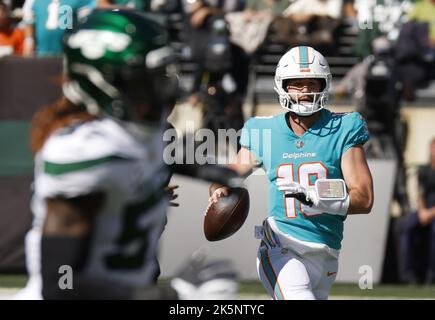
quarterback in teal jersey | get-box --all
[210,46,374,300]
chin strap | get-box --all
[276,86,328,116]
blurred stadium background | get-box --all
[1,0,435,299]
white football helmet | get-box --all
[274,46,332,116]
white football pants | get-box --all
[256,241,338,300]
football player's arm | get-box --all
[41,194,177,299]
[171,162,244,187]
[341,145,374,214]
[227,147,258,177]
[209,147,258,201]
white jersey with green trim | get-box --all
[15,118,170,299]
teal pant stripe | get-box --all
[260,242,284,300]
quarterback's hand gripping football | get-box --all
[277,178,350,216]
[209,187,230,204]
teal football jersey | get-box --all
[240,109,370,250]
[32,0,95,56]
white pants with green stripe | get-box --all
[257,242,338,300]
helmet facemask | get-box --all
[275,77,328,116]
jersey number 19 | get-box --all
[277,162,328,218]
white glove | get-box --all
[276,178,349,216]
[276,179,315,206]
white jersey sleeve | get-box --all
[35,119,142,199]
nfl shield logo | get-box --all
[296,141,304,149]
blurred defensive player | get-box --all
[210,46,374,300]
[16,9,241,299]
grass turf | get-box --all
[1,275,434,299]
[236,281,435,299]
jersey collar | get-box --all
[278,109,330,138]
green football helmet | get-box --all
[62,9,178,128]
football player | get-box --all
[16,9,241,299]
[209,46,374,300]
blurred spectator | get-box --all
[244,0,290,18]
[342,0,356,19]
[283,0,342,22]
[398,138,435,285]
[3,0,25,8]
[395,0,435,101]
[97,0,146,10]
[336,36,410,214]
[0,0,24,56]
[352,0,381,59]
[97,0,182,21]
[4,0,25,15]
[340,0,358,33]
[352,0,413,59]
[336,37,397,125]
[225,0,289,55]
[22,0,95,57]
[269,0,342,51]
[183,0,248,135]
[409,0,435,46]
[12,0,25,8]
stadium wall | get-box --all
[0,57,62,272]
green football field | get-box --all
[1,275,434,299]
[239,280,435,299]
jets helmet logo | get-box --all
[67,30,132,59]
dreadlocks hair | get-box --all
[30,97,98,154]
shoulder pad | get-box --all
[41,119,134,165]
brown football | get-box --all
[204,187,250,241]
